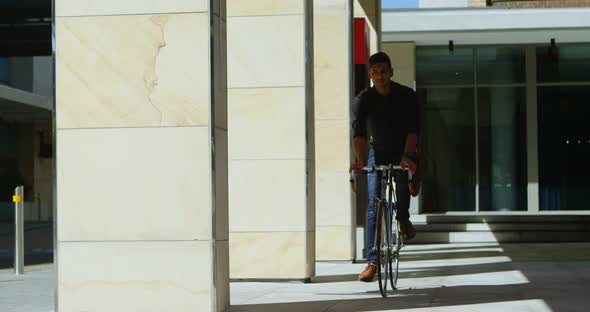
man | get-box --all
[350,52,419,282]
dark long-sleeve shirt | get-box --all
[351,81,419,165]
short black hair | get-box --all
[368,52,392,69]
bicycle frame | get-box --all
[360,164,405,296]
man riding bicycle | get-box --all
[350,52,419,282]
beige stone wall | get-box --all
[354,0,379,261]
[314,0,353,261]
[493,0,590,8]
[55,1,229,311]
[227,1,315,279]
[468,0,488,7]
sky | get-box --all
[382,0,420,9]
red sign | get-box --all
[354,18,368,65]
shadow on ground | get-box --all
[230,243,590,312]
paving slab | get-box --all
[231,243,590,312]
[2,243,590,312]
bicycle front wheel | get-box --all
[376,200,390,297]
[389,217,401,290]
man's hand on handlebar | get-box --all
[349,161,365,175]
[400,156,417,175]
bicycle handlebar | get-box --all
[349,165,412,191]
[361,165,404,172]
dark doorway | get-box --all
[0,0,53,269]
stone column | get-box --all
[353,0,379,261]
[314,0,354,261]
[227,0,315,280]
[55,1,228,311]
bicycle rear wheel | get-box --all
[376,200,390,297]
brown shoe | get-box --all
[400,220,416,240]
[358,263,377,282]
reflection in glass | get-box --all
[0,125,23,221]
[419,88,476,212]
[477,47,526,84]
[417,48,474,85]
[537,44,590,83]
[0,58,9,84]
[478,87,527,211]
[539,86,590,211]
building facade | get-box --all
[382,3,590,217]
[53,0,380,311]
[48,0,590,311]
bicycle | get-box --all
[352,164,408,297]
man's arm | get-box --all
[400,88,419,173]
[349,136,367,174]
[350,92,368,173]
[353,136,367,165]
[403,133,417,155]
[400,133,418,174]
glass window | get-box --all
[539,86,590,211]
[0,58,9,84]
[477,47,526,84]
[537,44,590,83]
[417,44,590,214]
[478,87,527,211]
[417,48,474,85]
[0,125,22,221]
[418,87,476,212]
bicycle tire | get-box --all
[389,215,401,290]
[376,200,389,297]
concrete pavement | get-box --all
[231,243,590,311]
[2,242,589,311]
[0,265,54,312]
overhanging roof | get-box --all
[382,8,590,45]
[0,84,52,123]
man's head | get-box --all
[368,52,393,88]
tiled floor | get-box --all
[2,243,590,311]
